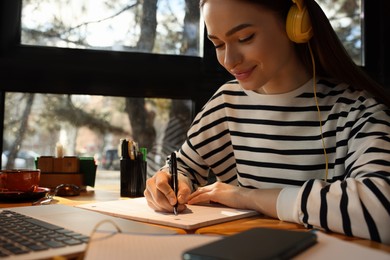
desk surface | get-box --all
[1,186,389,254]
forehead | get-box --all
[202,0,278,35]
[202,0,260,20]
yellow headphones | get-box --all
[287,1,328,179]
[286,0,313,43]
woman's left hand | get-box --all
[187,182,247,209]
[187,182,281,218]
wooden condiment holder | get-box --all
[37,156,83,188]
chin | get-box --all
[238,81,258,91]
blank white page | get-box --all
[76,197,258,230]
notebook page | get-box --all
[76,197,258,230]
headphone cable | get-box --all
[308,42,329,181]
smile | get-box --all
[232,66,256,81]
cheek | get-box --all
[260,30,293,63]
[250,37,274,61]
[250,36,288,69]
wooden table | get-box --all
[1,186,389,254]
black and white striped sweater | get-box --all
[173,78,390,244]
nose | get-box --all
[221,45,243,72]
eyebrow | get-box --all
[208,23,253,40]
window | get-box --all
[3,92,193,177]
[317,0,363,65]
[21,0,201,56]
[21,0,362,63]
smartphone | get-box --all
[182,228,317,260]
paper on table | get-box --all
[76,197,258,230]
[84,228,390,260]
[84,232,222,260]
[295,231,390,260]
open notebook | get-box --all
[76,197,259,230]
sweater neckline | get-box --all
[242,78,314,100]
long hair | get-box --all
[200,0,390,106]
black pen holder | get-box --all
[120,158,147,198]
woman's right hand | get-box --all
[144,170,191,213]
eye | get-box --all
[239,33,255,43]
[210,40,224,49]
[214,43,225,49]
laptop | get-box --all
[0,204,176,260]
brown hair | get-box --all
[200,0,390,106]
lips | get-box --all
[231,66,256,81]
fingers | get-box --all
[144,184,166,212]
[155,172,177,205]
[144,171,190,213]
[177,176,192,205]
[187,186,213,205]
[187,183,246,209]
[144,171,173,211]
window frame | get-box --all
[363,0,390,88]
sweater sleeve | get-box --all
[278,108,390,245]
[168,85,235,188]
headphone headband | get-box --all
[292,0,304,11]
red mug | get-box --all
[0,169,41,192]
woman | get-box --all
[145,0,390,244]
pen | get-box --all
[128,140,135,160]
[169,152,178,215]
[120,139,129,159]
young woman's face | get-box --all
[202,0,306,94]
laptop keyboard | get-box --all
[0,210,89,258]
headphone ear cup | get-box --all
[286,4,313,43]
